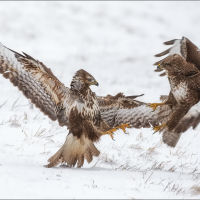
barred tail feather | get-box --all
[46,145,65,168]
[162,130,182,147]
[46,133,100,168]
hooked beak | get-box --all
[95,82,99,86]
[157,63,164,70]
[90,80,99,86]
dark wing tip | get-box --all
[22,51,36,61]
[155,48,171,57]
[159,72,166,77]
[126,94,144,99]
[0,42,24,58]
[154,68,163,72]
[164,39,177,45]
[153,61,161,65]
[5,47,25,58]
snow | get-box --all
[0,1,200,198]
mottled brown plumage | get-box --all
[0,43,135,168]
[154,36,200,76]
[152,37,200,147]
[151,54,200,147]
[97,93,167,130]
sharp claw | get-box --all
[102,124,130,140]
[153,124,166,133]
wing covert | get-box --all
[97,93,153,128]
[0,43,71,126]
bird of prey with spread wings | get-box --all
[0,43,164,168]
[148,36,200,147]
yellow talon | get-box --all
[102,124,131,140]
[116,124,131,133]
[147,103,165,111]
[153,124,166,133]
[102,130,115,140]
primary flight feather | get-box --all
[150,36,200,147]
[0,43,163,167]
[0,43,137,168]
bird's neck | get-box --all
[78,85,95,101]
[78,84,89,95]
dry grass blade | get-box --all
[34,125,46,137]
[168,165,176,172]
[0,100,7,109]
[34,125,42,136]
[164,180,174,191]
[11,95,21,110]
[129,143,142,151]
[145,172,153,184]
[37,128,46,137]
[11,95,31,111]
[9,114,21,127]
[191,184,200,196]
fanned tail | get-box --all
[46,133,100,168]
[162,130,182,147]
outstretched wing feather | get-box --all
[154,36,200,72]
[0,43,70,125]
[173,101,200,133]
[98,93,160,128]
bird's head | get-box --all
[70,69,99,91]
[157,54,186,74]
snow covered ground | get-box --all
[0,1,200,198]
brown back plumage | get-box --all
[152,37,200,147]
[153,53,200,147]
[0,43,105,168]
[154,36,200,77]
[97,93,146,127]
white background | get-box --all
[0,1,200,198]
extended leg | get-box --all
[148,91,177,111]
[102,124,131,140]
[153,124,166,133]
[147,102,165,111]
[153,103,190,134]
[166,105,190,132]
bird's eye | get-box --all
[88,77,94,83]
[163,63,167,67]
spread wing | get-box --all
[153,95,200,147]
[154,36,200,76]
[98,93,171,129]
[98,93,145,127]
[153,37,200,146]
[174,102,200,133]
[0,43,71,127]
[161,100,200,147]
[113,95,178,129]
